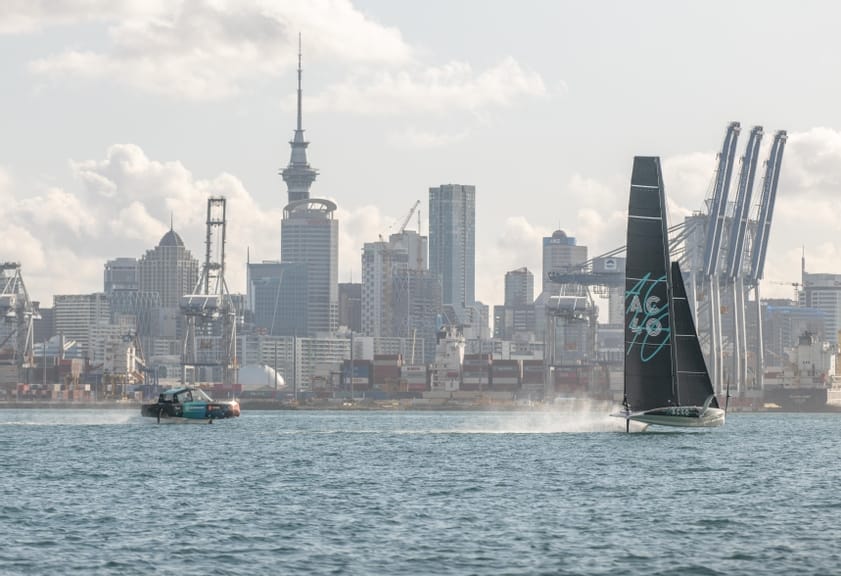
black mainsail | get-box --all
[624,156,675,412]
[621,156,723,428]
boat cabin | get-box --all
[157,387,213,404]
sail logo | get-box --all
[626,272,670,361]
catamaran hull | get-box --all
[618,406,725,428]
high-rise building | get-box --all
[104,258,138,294]
[281,200,338,336]
[279,41,338,336]
[137,229,200,309]
[541,230,587,294]
[362,240,409,338]
[495,267,536,340]
[392,269,442,364]
[362,229,439,362]
[429,184,475,307]
[504,267,534,307]
[53,293,110,355]
[247,261,308,337]
[136,227,200,342]
[338,283,362,333]
[536,230,588,340]
[801,271,841,345]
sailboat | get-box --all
[614,156,725,430]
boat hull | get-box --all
[141,400,240,422]
[613,406,725,428]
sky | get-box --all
[2,0,841,309]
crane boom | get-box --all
[703,121,741,278]
[749,130,788,283]
[398,200,421,234]
[724,125,763,279]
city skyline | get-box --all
[3,2,841,307]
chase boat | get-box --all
[141,386,240,423]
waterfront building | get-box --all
[429,184,476,307]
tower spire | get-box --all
[281,32,318,204]
[297,32,302,132]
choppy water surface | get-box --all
[2,409,839,575]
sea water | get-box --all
[1,409,839,575]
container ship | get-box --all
[763,331,835,412]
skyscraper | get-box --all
[279,39,338,336]
[247,261,308,337]
[136,227,200,343]
[103,258,138,295]
[541,230,587,294]
[504,267,534,307]
[362,240,408,338]
[494,267,536,340]
[429,184,475,307]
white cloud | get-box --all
[335,204,394,282]
[25,0,412,100]
[2,144,281,303]
[0,0,165,34]
[309,57,547,117]
[17,0,546,124]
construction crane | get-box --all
[397,200,420,234]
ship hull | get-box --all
[764,387,828,412]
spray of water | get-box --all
[440,399,647,434]
[0,409,140,427]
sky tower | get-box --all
[281,34,318,203]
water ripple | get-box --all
[1,410,840,575]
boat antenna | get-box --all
[724,376,731,412]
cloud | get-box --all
[1,144,282,303]
[24,0,412,100]
[17,0,546,128]
[335,204,394,282]
[308,57,547,117]
[0,0,164,34]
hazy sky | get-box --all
[2,0,841,307]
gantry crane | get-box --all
[0,263,40,387]
[181,197,238,387]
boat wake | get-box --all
[0,410,140,426]
[437,401,649,434]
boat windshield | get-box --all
[159,388,212,403]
